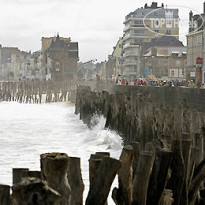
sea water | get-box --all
[0,102,123,203]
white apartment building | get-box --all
[123,2,179,79]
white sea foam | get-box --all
[0,101,123,204]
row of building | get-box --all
[1,2,205,84]
[80,2,205,85]
[0,34,78,81]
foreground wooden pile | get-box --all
[1,136,205,205]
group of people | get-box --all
[114,77,204,88]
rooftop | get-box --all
[143,35,184,51]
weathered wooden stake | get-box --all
[89,158,102,188]
[67,157,84,205]
[147,151,172,205]
[86,157,121,205]
[40,153,71,205]
[187,147,199,187]
[89,153,109,187]
[194,133,204,166]
[0,184,10,205]
[189,160,205,205]
[28,171,41,179]
[89,153,109,205]
[95,152,110,157]
[12,178,61,205]
[130,142,140,181]
[12,168,29,184]
[166,140,185,205]
[180,139,192,205]
[132,151,154,205]
[112,145,134,205]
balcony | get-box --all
[123,24,145,32]
[123,43,140,49]
[123,60,138,66]
[123,52,139,57]
[124,13,168,24]
[124,16,144,24]
[123,34,148,41]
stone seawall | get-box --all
[75,84,205,148]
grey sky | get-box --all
[0,0,202,62]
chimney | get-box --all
[151,2,158,8]
[189,10,193,21]
[189,11,193,33]
[204,1,205,13]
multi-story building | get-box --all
[41,35,71,68]
[187,31,203,81]
[143,35,186,79]
[11,51,45,80]
[96,61,107,80]
[123,2,179,79]
[46,34,78,81]
[0,45,19,80]
[106,37,123,79]
[186,2,205,83]
[0,45,45,81]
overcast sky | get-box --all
[0,0,202,62]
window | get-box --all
[166,30,171,35]
[55,62,60,71]
[166,20,172,28]
[133,29,144,36]
[154,12,158,16]
[133,39,143,44]
[134,20,143,25]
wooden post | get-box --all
[89,153,109,205]
[67,157,84,205]
[28,171,41,179]
[132,151,154,205]
[166,140,185,205]
[145,142,155,153]
[89,159,102,188]
[86,157,121,205]
[40,153,71,205]
[187,147,199,187]
[181,133,191,140]
[0,184,10,205]
[112,145,134,205]
[89,153,108,188]
[95,152,110,157]
[194,133,203,166]
[12,177,61,205]
[180,139,192,205]
[189,161,205,205]
[147,151,172,205]
[12,168,29,184]
[130,142,140,181]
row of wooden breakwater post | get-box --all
[1,134,205,205]
[0,80,76,103]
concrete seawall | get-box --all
[75,83,205,148]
